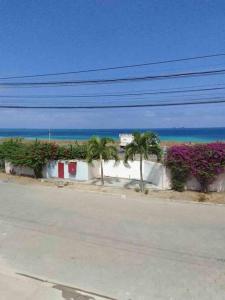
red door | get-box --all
[68,162,77,174]
[58,162,64,178]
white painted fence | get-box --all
[144,160,171,189]
[5,159,225,192]
[186,173,225,192]
[97,160,225,191]
[101,160,171,189]
[5,161,35,177]
[5,160,95,181]
[43,160,94,181]
[102,160,140,180]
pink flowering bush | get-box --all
[166,143,225,192]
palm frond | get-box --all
[87,136,118,162]
[124,131,161,162]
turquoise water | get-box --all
[0,128,224,142]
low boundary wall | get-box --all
[101,160,171,189]
[5,160,225,192]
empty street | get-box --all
[0,181,224,299]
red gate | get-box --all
[58,162,64,179]
[68,162,77,174]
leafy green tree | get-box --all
[58,142,88,160]
[0,139,89,178]
[23,141,57,178]
[0,139,25,171]
[87,136,119,185]
[1,139,59,178]
[12,141,58,178]
[0,138,24,161]
[124,132,162,192]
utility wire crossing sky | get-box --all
[0,0,225,128]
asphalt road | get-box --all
[0,181,224,299]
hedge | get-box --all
[166,143,225,192]
[0,139,88,178]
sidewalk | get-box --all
[42,176,160,190]
[0,271,59,300]
[0,269,110,300]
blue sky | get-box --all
[0,0,225,128]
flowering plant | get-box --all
[0,139,88,178]
[166,143,225,192]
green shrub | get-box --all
[169,165,189,192]
[0,138,24,161]
[0,139,88,178]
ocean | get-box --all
[0,128,225,142]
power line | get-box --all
[1,82,224,98]
[2,96,224,107]
[1,68,225,88]
[0,85,225,99]
[1,53,225,80]
[0,98,225,109]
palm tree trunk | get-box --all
[140,154,144,192]
[100,154,104,185]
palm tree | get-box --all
[124,132,162,192]
[87,136,119,185]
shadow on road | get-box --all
[53,284,95,299]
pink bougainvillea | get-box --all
[166,143,225,192]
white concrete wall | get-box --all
[6,160,95,181]
[43,161,58,178]
[101,160,171,189]
[99,160,225,191]
[88,160,100,179]
[144,161,171,189]
[103,160,140,180]
[44,160,94,181]
[5,159,225,192]
[186,173,225,192]
[210,173,225,192]
[5,161,35,177]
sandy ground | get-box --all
[0,137,196,147]
[0,172,224,204]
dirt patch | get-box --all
[0,171,224,205]
[146,189,225,204]
[0,172,54,187]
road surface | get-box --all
[0,181,224,299]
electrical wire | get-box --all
[0,98,225,109]
[0,53,225,80]
[1,68,225,88]
[0,85,225,99]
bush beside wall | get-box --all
[166,143,225,192]
[0,139,88,178]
